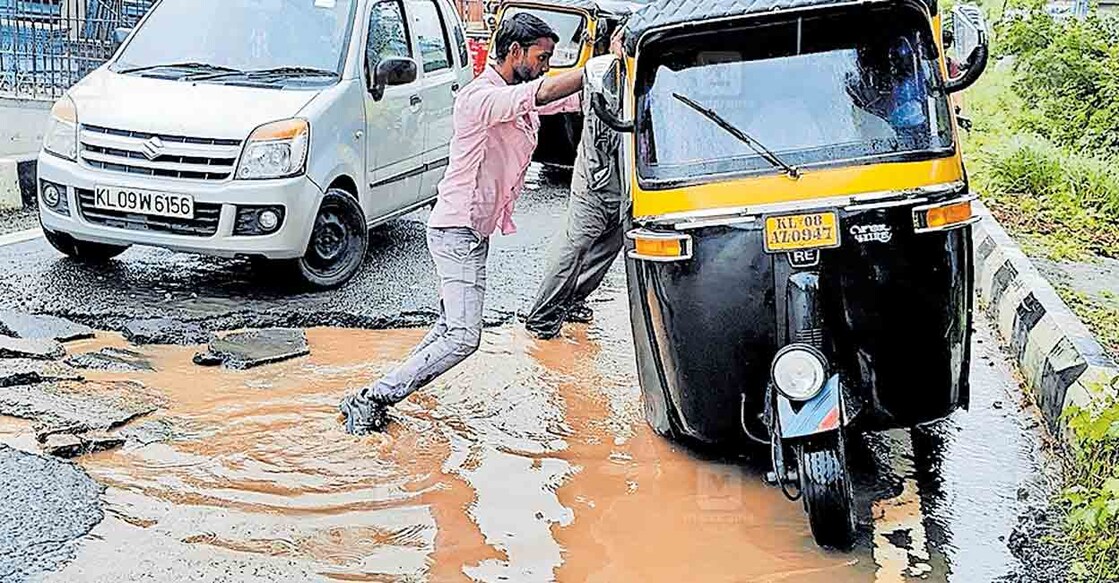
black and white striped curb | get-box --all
[973,201,1119,439]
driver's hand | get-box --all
[610,29,625,59]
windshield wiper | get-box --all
[672,93,801,180]
[118,62,241,75]
[188,66,338,82]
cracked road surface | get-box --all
[0,167,1069,582]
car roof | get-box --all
[622,0,938,54]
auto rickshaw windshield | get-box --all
[635,5,954,187]
[501,7,586,67]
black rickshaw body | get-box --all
[607,0,983,449]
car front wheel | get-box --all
[288,189,368,290]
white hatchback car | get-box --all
[37,0,474,288]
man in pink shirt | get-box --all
[340,12,586,434]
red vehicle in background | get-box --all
[466,30,490,76]
[455,0,493,76]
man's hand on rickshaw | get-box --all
[610,28,625,60]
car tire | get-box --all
[43,229,129,262]
[289,189,368,290]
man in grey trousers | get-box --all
[337,13,589,435]
[523,72,625,340]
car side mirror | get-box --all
[585,55,632,133]
[369,56,417,101]
[944,4,989,93]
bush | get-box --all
[1063,400,1119,582]
[995,1,1119,157]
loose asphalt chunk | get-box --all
[123,318,210,346]
[0,336,66,360]
[41,432,127,459]
[193,328,310,370]
[0,445,104,581]
[0,380,163,440]
[65,347,155,373]
[0,311,94,343]
[0,359,82,388]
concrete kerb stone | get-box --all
[0,158,19,209]
[972,201,1119,444]
[0,155,37,210]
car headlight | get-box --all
[236,119,309,180]
[771,345,828,401]
[43,96,78,161]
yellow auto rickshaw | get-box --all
[490,0,643,166]
[585,0,990,549]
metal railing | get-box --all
[0,0,152,99]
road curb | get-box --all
[973,200,1119,443]
[0,155,37,210]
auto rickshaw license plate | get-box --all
[763,212,841,253]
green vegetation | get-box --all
[1062,399,1119,582]
[961,3,1119,580]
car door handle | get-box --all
[451,82,460,94]
[410,95,422,107]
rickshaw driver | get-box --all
[338,13,592,435]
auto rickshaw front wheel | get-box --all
[796,433,857,550]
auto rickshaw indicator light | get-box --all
[913,196,979,233]
[627,230,692,262]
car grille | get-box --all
[76,188,222,237]
[79,125,242,181]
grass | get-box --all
[962,67,1119,262]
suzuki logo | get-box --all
[140,136,164,161]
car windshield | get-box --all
[112,0,358,87]
[501,6,585,67]
[635,6,954,187]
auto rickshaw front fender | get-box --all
[777,375,843,440]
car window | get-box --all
[450,9,469,67]
[409,0,452,73]
[367,0,412,80]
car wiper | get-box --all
[118,62,241,75]
[188,66,338,82]
[672,93,801,180]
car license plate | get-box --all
[93,186,194,220]
[763,211,840,253]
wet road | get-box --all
[0,167,1068,581]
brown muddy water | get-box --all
[0,293,1061,582]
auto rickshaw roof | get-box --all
[622,0,938,53]
[499,0,646,17]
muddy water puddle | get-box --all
[0,295,1056,582]
[0,318,879,582]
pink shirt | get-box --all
[428,66,582,237]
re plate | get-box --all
[763,211,840,253]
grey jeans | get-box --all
[366,226,488,405]
[524,189,623,337]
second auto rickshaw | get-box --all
[586,0,990,548]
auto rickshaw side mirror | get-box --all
[944,4,990,93]
[585,55,633,133]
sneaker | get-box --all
[565,303,594,324]
[339,393,390,435]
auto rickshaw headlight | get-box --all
[772,345,828,402]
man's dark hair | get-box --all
[492,12,559,62]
